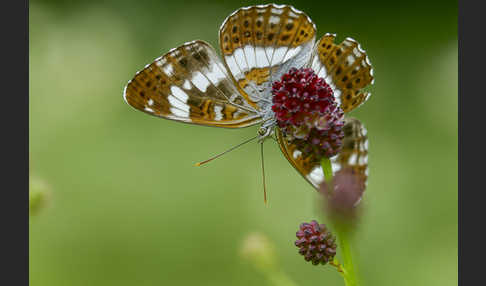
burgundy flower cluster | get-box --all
[271,68,345,158]
[295,220,337,265]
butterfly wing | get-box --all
[124,40,261,128]
[309,34,374,113]
[277,118,368,190]
[219,4,316,109]
[331,118,369,186]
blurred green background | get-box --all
[29,0,457,285]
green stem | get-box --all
[322,158,333,193]
[265,269,299,286]
[321,158,358,286]
[335,226,357,286]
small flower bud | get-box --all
[29,176,51,217]
[320,168,366,219]
[295,220,337,265]
[240,232,276,271]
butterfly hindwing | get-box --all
[277,118,368,190]
[124,40,261,128]
[219,4,316,109]
[332,117,369,186]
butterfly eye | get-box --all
[258,127,267,136]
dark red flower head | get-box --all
[295,220,337,265]
[321,167,366,218]
[272,67,344,158]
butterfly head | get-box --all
[258,126,268,137]
[257,126,274,143]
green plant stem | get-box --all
[321,158,358,286]
[335,226,357,286]
[322,158,333,193]
[265,269,299,286]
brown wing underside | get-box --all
[124,40,261,128]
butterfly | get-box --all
[123,4,372,200]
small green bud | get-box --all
[29,176,51,216]
[240,232,276,272]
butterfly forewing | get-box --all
[277,118,368,190]
[124,40,261,128]
[309,34,374,113]
[219,4,316,109]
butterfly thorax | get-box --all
[256,98,278,141]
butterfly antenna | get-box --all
[194,135,258,167]
[261,142,268,205]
